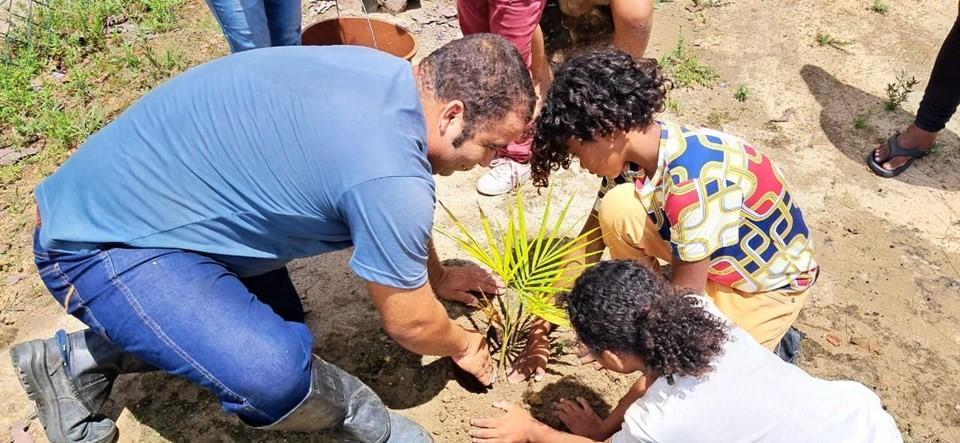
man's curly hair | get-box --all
[532,49,669,187]
[419,34,536,147]
[566,260,728,381]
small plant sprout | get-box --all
[869,0,889,14]
[658,35,720,88]
[690,0,724,8]
[436,188,602,374]
[884,71,919,111]
[666,96,682,114]
[853,110,871,129]
[815,32,851,51]
[653,0,674,10]
[734,84,749,102]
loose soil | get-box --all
[2,0,960,441]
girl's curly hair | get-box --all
[532,49,670,187]
[565,260,728,381]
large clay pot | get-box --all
[302,17,417,61]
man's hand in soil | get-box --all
[434,264,504,307]
[507,320,551,383]
[453,328,497,386]
[471,402,601,443]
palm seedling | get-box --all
[436,188,602,374]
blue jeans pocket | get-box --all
[33,231,109,336]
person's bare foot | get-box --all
[871,124,937,171]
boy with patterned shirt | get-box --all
[510,49,817,379]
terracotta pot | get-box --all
[302,17,418,61]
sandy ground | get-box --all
[2,0,960,441]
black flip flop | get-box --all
[866,132,929,178]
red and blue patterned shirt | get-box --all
[597,121,818,292]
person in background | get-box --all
[204,0,302,52]
[867,2,960,177]
[457,0,653,196]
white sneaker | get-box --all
[476,157,531,196]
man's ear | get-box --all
[438,100,465,136]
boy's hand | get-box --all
[470,402,538,442]
[507,322,551,383]
[554,397,603,440]
[453,329,496,386]
[435,265,504,307]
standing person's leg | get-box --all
[204,0,271,52]
[475,0,548,195]
[262,0,302,47]
[914,12,960,135]
[609,0,653,58]
[868,12,960,176]
[457,0,492,34]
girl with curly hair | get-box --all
[508,48,820,383]
[470,260,900,442]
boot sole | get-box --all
[10,340,63,440]
[10,340,119,443]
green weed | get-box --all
[139,0,181,32]
[659,35,719,88]
[143,44,186,79]
[654,0,674,9]
[0,0,185,183]
[815,32,851,51]
[67,69,94,100]
[853,110,872,129]
[734,84,749,102]
[691,0,725,8]
[666,96,682,114]
[869,0,889,14]
[884,71,919,111]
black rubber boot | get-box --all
[9,329,154,443]
[257,356,433,443]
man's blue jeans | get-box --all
[33,230,313,426]
[204,0,302,53]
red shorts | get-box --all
[457,0,545,162]
[456,0,547,68]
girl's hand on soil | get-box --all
[507,323,551,383]
[435,265,505,307]
[470,401,538,443]
[453,329,497,386]
[554,397,603,440]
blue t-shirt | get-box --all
[35,46,434,288]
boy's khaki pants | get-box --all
[597,184,810,350]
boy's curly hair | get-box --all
[565,260,728,380]
[532,49,670,187]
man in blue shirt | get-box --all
[11,34,535,443]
